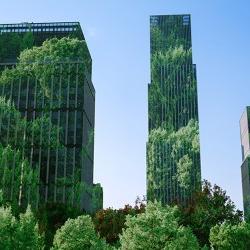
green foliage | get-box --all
[36,202,83,249]
[180,180,243,247]
[0,97,25,148]
[150,23,191,54]
[149,25,195,131]
[0,37,90,99]
[0,206,17,249]
[210,222,250,250]
[0,97,61,209]
[151,46,192,80]
[52,214,110,250]
[16,205,44,249]
[0,205,43,249]
[18,37,88,64]
[119,202,199,250]
[0,32,34,62]
[93,199,145,246]
[243,195,250,222]
[92,183,103,213]
[0,97,60,151]
[20,32,35,51]
[147,119,200,201]
[91,184,103,212]
[0,145,39,209]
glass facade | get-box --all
[147,15,201,205]
[0,22,101,212]
[240,107,250,219]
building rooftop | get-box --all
[0,22,82,34]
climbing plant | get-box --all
[147,119,200,201]
[0,31,34,62]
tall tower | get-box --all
[0,22,102,212]
[147,15,201,205]
[240,107,250,219]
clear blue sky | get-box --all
[2,0,250,210]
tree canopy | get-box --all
[119,202,199,250]
[52,215,110,250]
[210,222,250,250]
[180,180,243,247]
[0,205,43,250]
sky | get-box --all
[1,0,250,210]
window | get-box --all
[183,15,190,26]
[150,16,159,27]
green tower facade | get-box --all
[0,22,102,212]
[147,15,201,205]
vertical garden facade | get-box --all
[147,15,201,205]
[0,22,102,212]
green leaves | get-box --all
[52,215,110,250]
[0,32,34,62]
[0,145,39,209]
[0,205,43,250]
[0,206,17,249]
[180,180,243,247]
[0,37,90,99]
[147,119,200,200]
[119,202,199,250]
[177,155,192,189]
[210,222,250,250]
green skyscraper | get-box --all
[0,22,102,212]
[147,15,201,205]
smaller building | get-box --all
[240,107,250,219]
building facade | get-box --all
[0,22,102,212]
[147,15,201,205]
[240,107,250,219]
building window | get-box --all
[183,15,190,26]
[150,16,159,27]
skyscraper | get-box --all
[0,22,102,212]
[147,15,201,205]
[240,107,250,219]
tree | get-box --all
[210,222,250,250]
[0,204,43,250]
[93,198,145,247]
[0,206,17,249]
[51,215,110,250]
[180,180,243,247]
[119,202,199,250]
[16,205,43,250]
[36,202,83,249]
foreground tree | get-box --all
[0,204,43,250]
[36,202,82,249]
[93,198,145,246]
[210,222,250,250]
[180,180,242,247]
[119,202,199,250]
[52,215,111,250]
